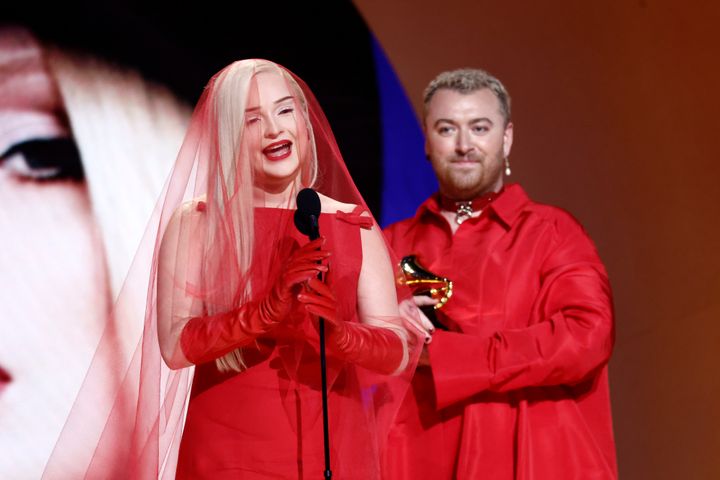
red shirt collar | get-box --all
[416,183,530,229]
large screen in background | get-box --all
[0,3,433,476]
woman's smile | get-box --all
[262,140,292,161]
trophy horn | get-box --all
[398,255,453,310]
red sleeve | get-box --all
[382,222,398,247]
[428,219,615,409]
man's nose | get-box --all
[455,129,472,155]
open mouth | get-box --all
[262,140,292,161]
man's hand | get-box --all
[399,296,437,344]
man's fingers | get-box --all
[400,300,433,343]
[416,308,435,332]
[413,295,439,307]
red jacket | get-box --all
[383,183,617,479]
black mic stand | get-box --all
[317,294,332,480]
[310,220,332,480]
[294,189,332,479]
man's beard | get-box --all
[441,151,503,197]
[445,164,484,193]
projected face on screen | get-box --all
[0,27,112,477]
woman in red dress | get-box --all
[161,60,420,479]
[44,59,421,479]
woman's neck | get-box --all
[253,179,301,208]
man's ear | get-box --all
[423,120,431,161]
[503,122,514,158]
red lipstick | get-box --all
[262,140,292,161]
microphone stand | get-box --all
[318,308,332,480]
[311,223,332,480]
[294,189,332,479]
[307,218,332,480]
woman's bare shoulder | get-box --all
[317,192,364,214]
[177,195,208,217]
[165,195,208,235]
[160,196,208,256]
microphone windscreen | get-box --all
[294,188,321,238]
[296,188,321,216]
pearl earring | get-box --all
[504,157,512,176]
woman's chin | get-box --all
[256,167,302,192]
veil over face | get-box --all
[43,59,421,479]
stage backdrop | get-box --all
[0,3,390,477]
[356,0,720,478]
[2,1,719,478]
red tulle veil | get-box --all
[43,59,420,479]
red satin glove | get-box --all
[180,238,330,365]
[298,278,406,374]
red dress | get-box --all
[382,184,617,479]
[176,207,383,479]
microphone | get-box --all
[294,187,321,240]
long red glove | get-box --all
[180,238,330,365]
[298,278,406,375]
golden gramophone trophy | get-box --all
[398,255,453,330]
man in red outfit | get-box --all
[382,69,618,479]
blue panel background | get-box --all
[371,36,437,228]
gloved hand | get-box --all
[298,278,406,374]
[180,237,330,365]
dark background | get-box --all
[2,0,386,213]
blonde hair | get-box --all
[47,49,191,300]
[209,60,318,372]
[46,48,192,370]
[46,48,194,478]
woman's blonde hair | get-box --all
[208,60,318,372]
